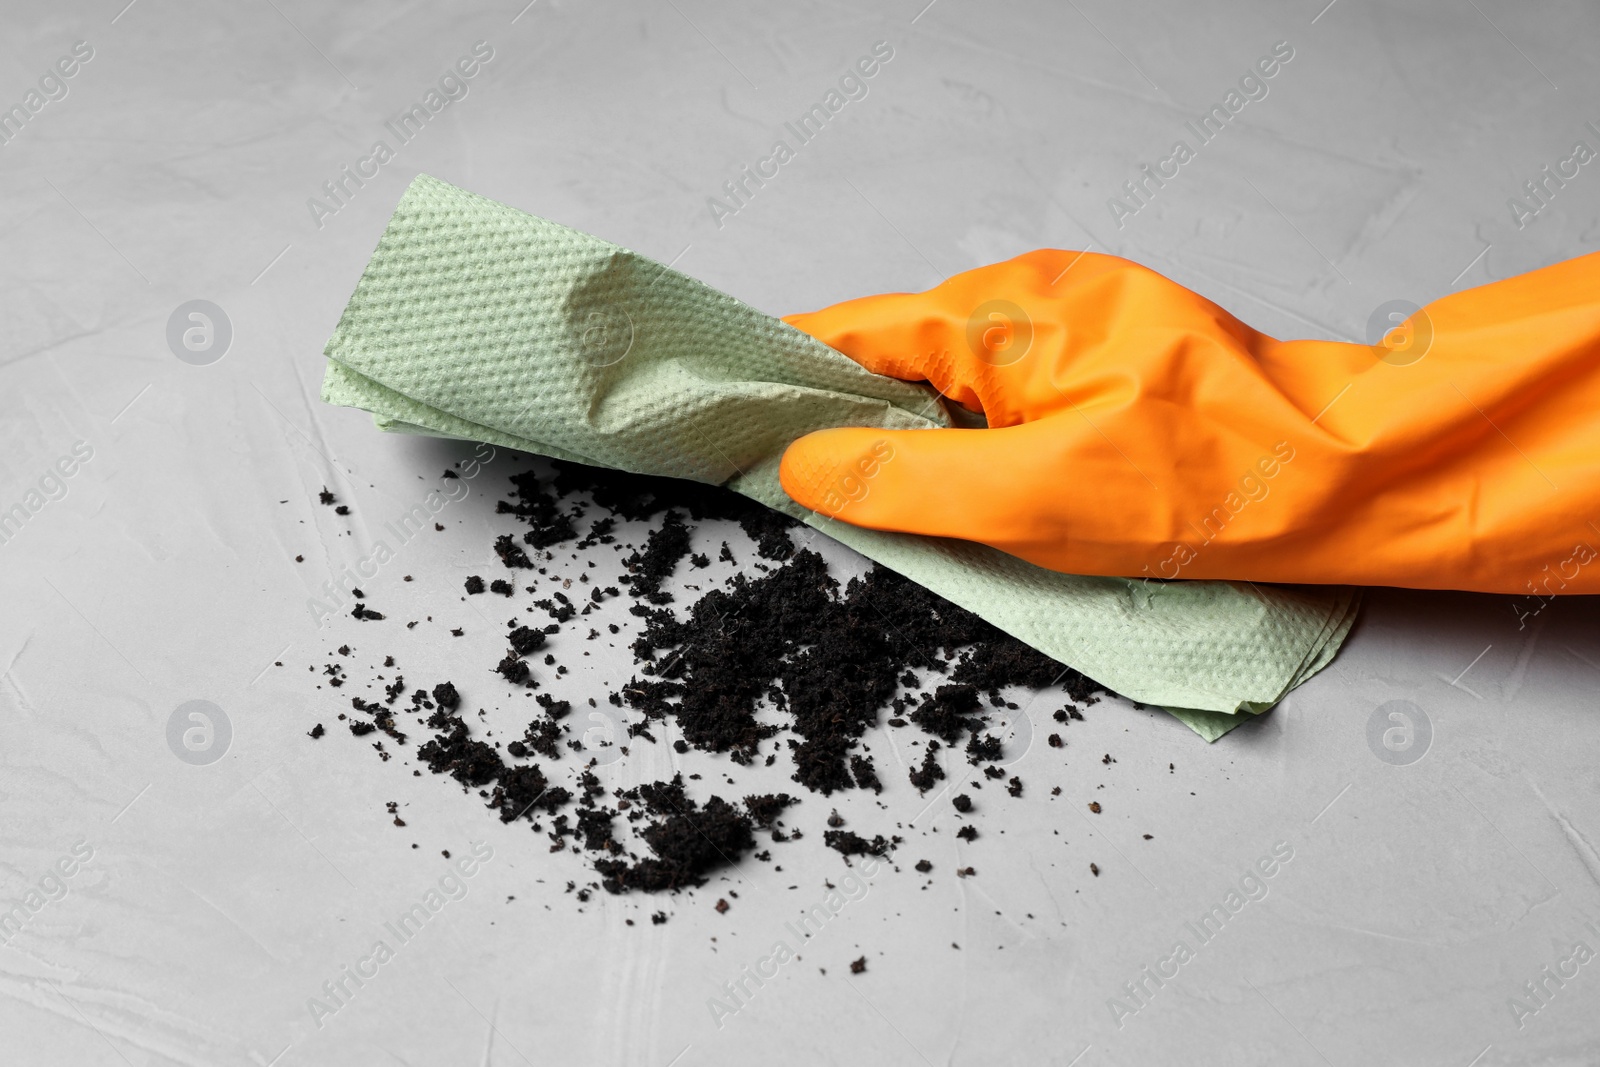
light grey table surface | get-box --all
[4,1,1599,1064]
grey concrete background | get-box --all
[3,0,1600,1064]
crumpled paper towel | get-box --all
[320,174,1359,740]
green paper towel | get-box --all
[320,174,1358,739]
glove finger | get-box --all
[779,423,1079,555]
[785,250,1139,426]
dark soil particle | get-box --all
[536,693,571,719]
[850,956,866,974]
[508,625,546,655]
[823,830,895,857]
[494,534,534,570]
[465,576,485,594]
[850,755,882,793]
[738,510,796,561]
[912,685,983,744]
[964,731,1002,765]
[908,744,946,794]
[595,788,756,893]
[621,511,691,604]
[498,469,578,548]
[576,808,621,853]
[497,653,531,684]
[743,793,796,828]
[417,715,503,788]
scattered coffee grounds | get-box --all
[497,469,579,548]
[621,511,691,604]
[823,830,895,857]
[417,713,502,788]
[494,534,534,570]
[593,779,758,893]
[908,743,946,794]
[496,653,531,685]
[850,956,867,975]
[738,509,797,561]
[306,456,1107,908]
[508,624,547,656]
[743,793,796,828]
[913,685,984,745]
[850,755,882,793]
[624,542,1081,796]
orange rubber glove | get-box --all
[778,248,1600,597]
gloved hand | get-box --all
[778,248,1600,596]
